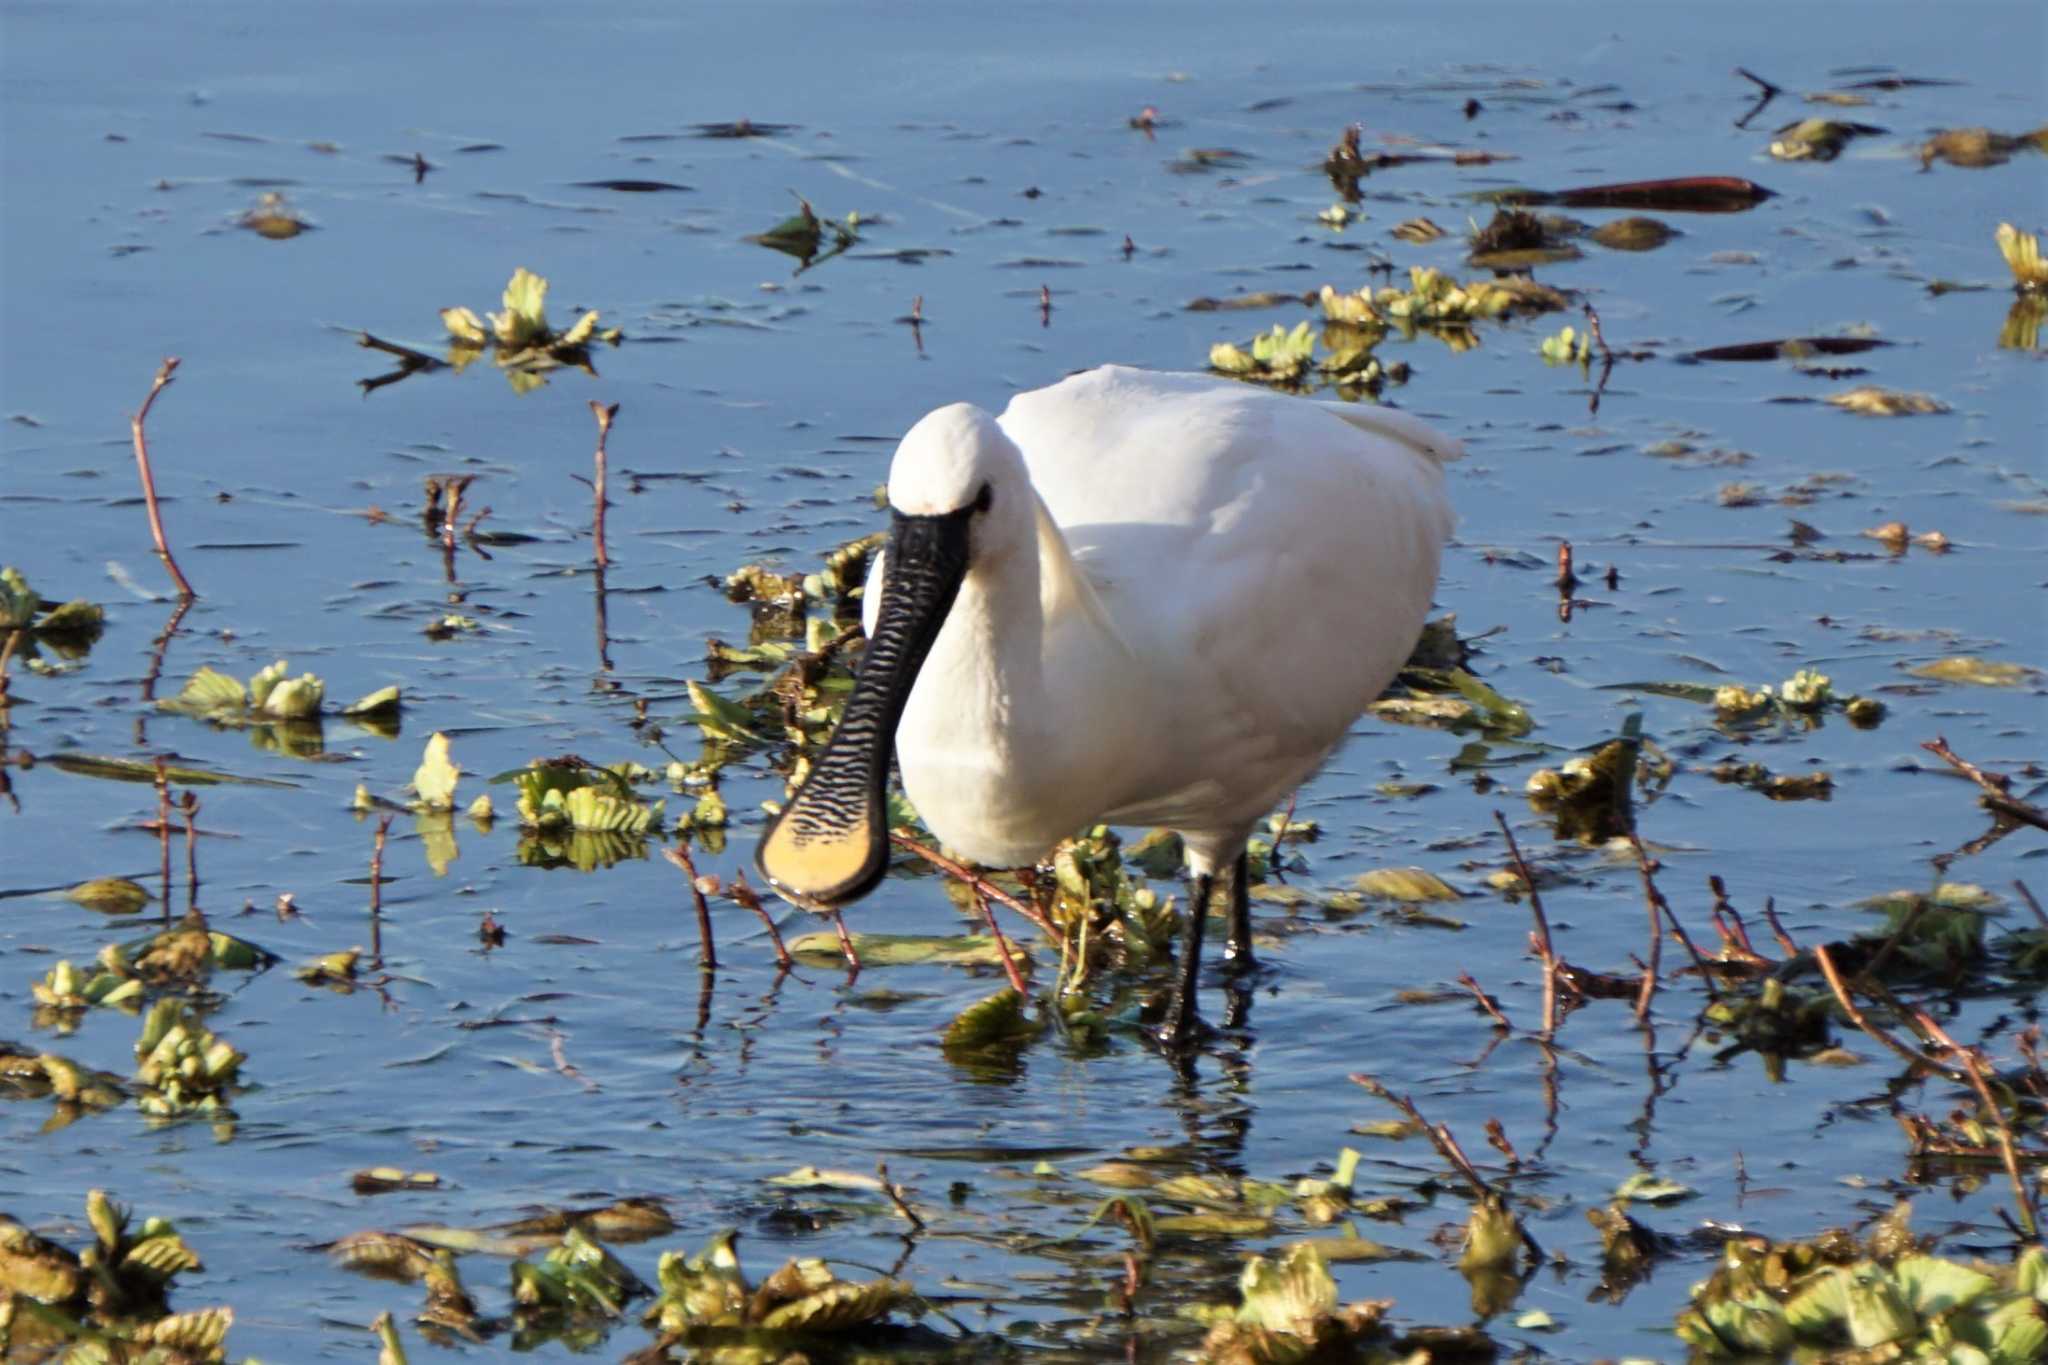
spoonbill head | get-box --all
[757,365,1459,1046]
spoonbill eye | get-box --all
[973,482,993,514]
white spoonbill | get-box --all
[757,365,1459,1047]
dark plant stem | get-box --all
[1494,810,1559,1036]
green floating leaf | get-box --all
[343,685,403,717]
[1353,867,1460,902]
[941,989,1044,1053]
[1613,1172,1695,1205]
[65,877,151,915]
[1909,656,2039,688]
[785,932,1028,968]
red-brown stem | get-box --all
[662,842,717,970]
[1912,1008,2040,1236]
[1811,943,1952,1077]
[1555,541,1578,593]
[1760,898,1800,958]
[972,884,1030,995]
[181,790,200,909]
[1627,833,1663,1023]
[131,358,196,600]
[1457,971,1513,1030]
[1493,810,1558,1036]
[589,401,618,569]
[1923,735,2048,832]
[369,813,392,967]
[728,870,792,968]
[154,757,173,922]
[890,831,1059,937]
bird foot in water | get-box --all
[1153,1011,1222,1054]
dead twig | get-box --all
[1811,942,1955,1078]
[661,842,718,970]
[1626,833,1664,1023]
[890,831,1058,937]
[547,1025,600,1093]
[1457,972,1513,1031]
[1732,67,1782,130]
[1493,811,1559,1036]
[1351,1074,1545,1262]
[1922,736,2048,833]
[1912,1009,2040,1237]
[589,401,618,569]
[131,357,196,599]
[876,1161,926,1232]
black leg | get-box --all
[1222,848,1255,968]
[1157,871,1212,1050]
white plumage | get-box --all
[761,364,1459,1045]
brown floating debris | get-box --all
[1589,216,1677,251]
[1920,126,2048,170]
[1768,118,1885,162]
[1682,336,1891,363]
[1493,176,1776,213]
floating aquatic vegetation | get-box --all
[941,988,1044,1058]
[1467,206,1583,268]
[1539,323,1591,366]
[1919,125,2048,170]
[0,1040,127,1122]
[1711,761,1836,801]
[1589,215,1678,250]
[411,732,460,810]
[1674,1206,2046,1362]
[368,266,629,395]
[1908,657,2039,688]
[1825,385,1949,416]
[0,565,104,664]
[1997,223,2048,291]
[1768,118,1886,161]
[240,188,310,238]
[507,759,664,835]
[1684,335,1891,363]
[351,1167,442,1195]
[124,910,277,982]
[66,877,151,915]
[132,997,244,1117]
[747,193,860,273]
[1189,1243,1399,1363]
[1389,217,1445,242]
[510,1226,649,1329]
[293,947,361,990]
[639,1229,921,1359]
[31,955,145,1026]
[0,1191,228,1359]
